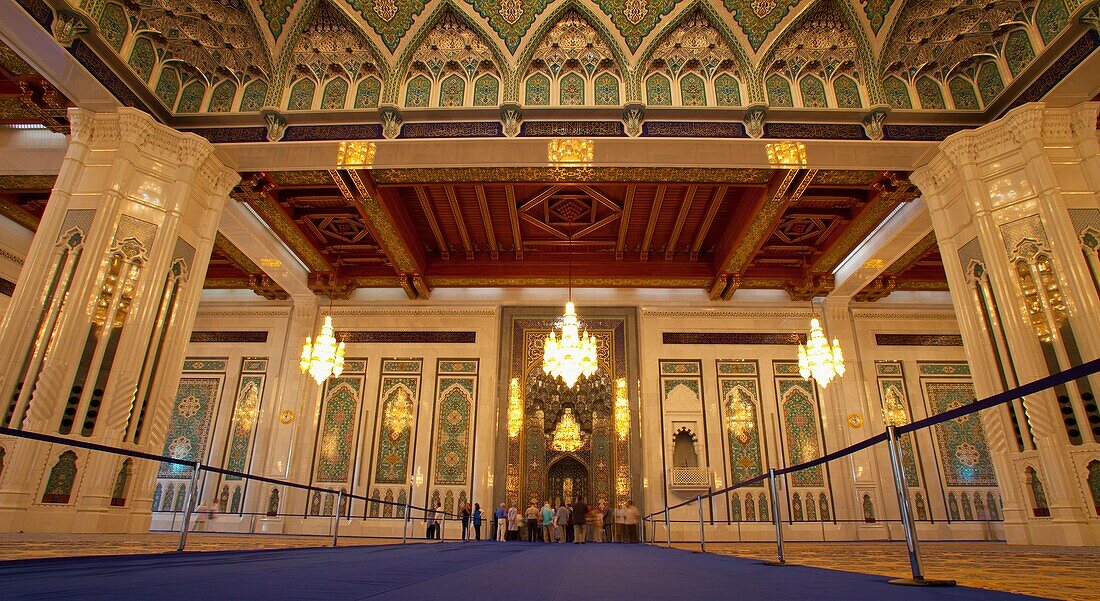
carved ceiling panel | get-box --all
[41,0,1084,115]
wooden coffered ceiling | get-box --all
[855,231,949,302]
[234,167,932,300]
[0,40,71,133]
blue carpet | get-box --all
[0,542,1047,601]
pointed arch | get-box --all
[321,77,350,109]
[176,80,206,113]
[634,2,755,102]
[287,78,316,110]
[799,75,828,107]
[386,1,509,104]
[473,73,500,106]
[760,0,881,105]
[883,75,912,109]
[270,0,388,111]
[645,73,672,105]
[98,2,130,53]
[680,73,707,106]
[594,72,620,105]
[440,74,466,107]
[42,450,78,504]
[525,73,551,105]
[560,72,585,105]
[355,77,382,108]
[208,80,238,112]
[512,1,631,103]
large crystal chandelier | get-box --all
[383,388,414,439]
[507,378,523,438]
[614,378,629,441]
[543,301,599,388]
[550,408,584,452]
[797,315,845,388]
[726,388,755,444]
[300,315,346,385]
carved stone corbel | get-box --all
[379,105,403,140]
[260,108,287,142]
[51,10,89,48]
[622,103,645,138]
[499,103,521,137]
[862,106,889,141]
[743,104,767,139]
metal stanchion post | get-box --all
[886,425,954,587]
[440,512,447,542]
[402,501,410,544]
[664,508,671,548]
[763,468,793,566]
[332,490,344,548]
[696,496,706,553]
[177,462,202,552]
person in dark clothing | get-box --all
[472,503,483,541]
[460,503,471,541]
[565,503,575,542]
[572,497,588,544]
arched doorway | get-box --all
[547,456,589,506]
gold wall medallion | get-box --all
[847,413,864,429]
[279,409,295,424]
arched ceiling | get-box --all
[38,0,1095,119]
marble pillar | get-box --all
[0,107,238,533]
[911,102,1100,545]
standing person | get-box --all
[495,503,507,541]
[572,497,588,544]
[603,503,614,543]
[589,502,603,542]
[461,503,471,541]
[565,502,575,543]
[554,501,569,543]
[425,504,438,540]
[625,499,640,542]
[524,502,539,542]
[613,502,627,543]
[472,503,483,541]
[540,501,554,542]
[507,505,519,541]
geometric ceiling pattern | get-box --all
[231,166,925,300]
[39,0,1093,119]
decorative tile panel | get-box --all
[373,360,422,485]
[432,360,478,485]
[182,358,228,372]
[918,363,971,376]
[922,379,997,487]
[222,360,267,481]
[159,376,223,478]
[314,360,367,484]
[774,361,824,487]
[718,360,765,487]
[876,362,921,487]
[660,361,700,375]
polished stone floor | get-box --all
[682,541,1099,601]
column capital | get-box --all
[66,107,239,196]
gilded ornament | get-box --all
[279,409,296,424]
[847,413,863,429]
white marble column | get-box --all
[0,107,238,533]
[911,102,1100,546]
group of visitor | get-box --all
[486,498,641,543]
[429,498,641,543]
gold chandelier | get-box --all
[507,378,523,438]
[726,388,755,444]
[614,378,629,441]
[550,408,584,452]
[882,386,908,427]
[797,315,845,388]
[300,315,346,385]
[384,388,414,439]
[543,301,599,388]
